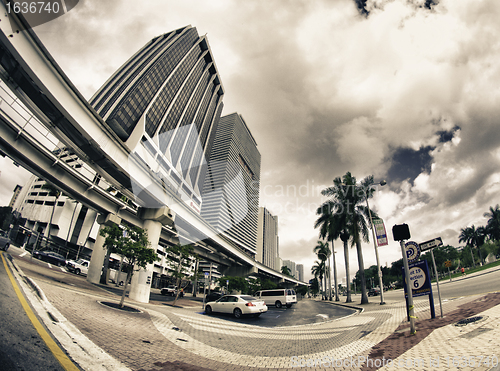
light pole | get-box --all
[364,179,386,305]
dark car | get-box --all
[0,230,11,251]
[368,287,381,296]
[33,250,67,266]
[205,292,223,302]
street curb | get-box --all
[3,253,131,371]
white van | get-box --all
[253,289,297,308]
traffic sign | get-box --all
[402,260,433,298]
[405,241,420,263]
[419,237,443,252]
[444,260,452,268]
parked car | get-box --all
[0,230,11,251]
[205,292,224,302]
[66,258,90,275]
[253,289,297,308]
[161,285,180,296]
[33,250,67,266]
[368,287,381,296]
[205,295,267,318]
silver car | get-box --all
[0,230,11,251]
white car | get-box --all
[205,295,267,318]
[66,258,89,275]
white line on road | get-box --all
[48,263,52,268]
[316,314,329,319]
[20,252,28,257]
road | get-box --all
[0,252,67,371]
[199,298,357,327]
[377,267,500,306]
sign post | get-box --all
[419,237,444,318]
[402,260,435,319]
[392,224,416,335]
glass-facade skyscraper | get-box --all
[90,25,224,211]
[201,113,261,256]
[256,207,279,269]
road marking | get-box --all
[316,314,329,319]
[48,263,52,268]
[1,252,79,371]
[20,252,28,257]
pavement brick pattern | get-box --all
[12,256,500,371]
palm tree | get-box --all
[313,240,330,300]
[281,265,292,276]
[459,225,484,265]
[319,172,375,305]
[311,260,325,299]
[484,205,500,242]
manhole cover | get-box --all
[454,316,484,327]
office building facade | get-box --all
[201,113,261,256]
[296,264,304,282]
[256,207,279,270]
[90,25,224,212]
[282,259,296,278]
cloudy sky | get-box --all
[2,0,500,283]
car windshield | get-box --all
[75,259,86,264]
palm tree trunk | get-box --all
[327,256,332,301]
[332,243,339,301]
[355,239,369,304]
[343,238,352,303]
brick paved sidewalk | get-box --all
[8,253,500,371]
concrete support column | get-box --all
[128,207,175,304]
[87,213,121,284]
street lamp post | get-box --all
[364,180,386,305]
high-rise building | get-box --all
[201,113,261,256]
[256,207,279,270]
[90,25,224,212]
[296,264,304,282]
[282,259,296,278]
[8,184,22,208]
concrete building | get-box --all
[296,264,304,282]
[282,259,296,278]
[201,113,261,257]
[13,173,99,256]
[90,25,225,214]
[8,184,22,208]
[256,207,279,270]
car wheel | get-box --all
[205,305,212,315]
[75,268,81,275]
[233,308,242,319]
[286,303,292,308]
[57,261,61,267]
[3,243,9,251]
[275,301,282,308]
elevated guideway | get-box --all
[0,7,306,300]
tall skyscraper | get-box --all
[90,25,224,212]
[201,113,261,256]
[256,207,279,270]
[296,264,304,282]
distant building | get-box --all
[282,259,296,278]
[296,264,304,282]
[256,207,279,270]
[8,184,22,208]
[201,113,261,256]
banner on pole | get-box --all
[373,218,388,246]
